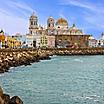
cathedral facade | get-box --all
[28,13,91,48]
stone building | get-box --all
[88,36,97,47]
[40,35,55,48]
[27,13,56,48]
[96,33,104,47]
[29,12,38,35]
[46,16,91,48]
[27,13,91,48]
[55,35,90,48]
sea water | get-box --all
[0,55,104,104]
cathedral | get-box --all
[28,13,91,48]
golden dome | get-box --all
[56,18,68,26]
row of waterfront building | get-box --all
[0,12,104,49]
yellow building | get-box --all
[7,36,21,48]
[0,30,5,49]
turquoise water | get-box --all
[0,55,104,104]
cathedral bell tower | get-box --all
[29,12,38,35]
[47,16,55,30]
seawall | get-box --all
[0,47,104,73]
[54,47,104,55]
[0,48,54,73]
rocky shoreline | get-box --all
[0,48,54,73]
[0,47,104,104]
[0,86,23,104]
[0,47,104,73]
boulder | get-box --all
[0,86,3,96]
[0,97,4,104]
[9,96,23,104]
[2,94,10,104]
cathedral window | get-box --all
[31,21,33,25]
[31,31,32,34]
[48,23,50,27]
[34,22,36,25]
[53,24,54,27]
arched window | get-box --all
[34,21,36,25]
[48,23,50,27]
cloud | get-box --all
[9,0,33,12]
[0,0,35,35]
[59,0,104,14]
[0,11,28,35]
[59,0,104,36]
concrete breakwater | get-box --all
[0,47,104,73]
[0,86,23,104]
[0,48,54,73]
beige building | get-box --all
[40,35,55,47]
[28,13,91,48]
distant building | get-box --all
[14,33,26,42]
[96,33,104,47]
[88,36,97,47]
[40,35,55,48]
[46,17,91,48]
[29,12,38,35]
[7,36,21,48]
[26,13,91,48]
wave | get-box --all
[74,59,83,63]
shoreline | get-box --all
[0,48,54,73]
[0,47,104,73]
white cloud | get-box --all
[59,0,104,36]
[0,11,28,35]
[0,0,35,35]
[59,0,104,14]
[9,0,33,12]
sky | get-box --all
[0,0,104,39]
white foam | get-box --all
[74,59,83,63]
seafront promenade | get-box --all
[0,47,104,73]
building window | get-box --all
[48,23,50,27]
[31,21,33,25]
[45,39,47,44]
[31,31,32,34]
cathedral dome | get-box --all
[47,16,54,22]
[48,16,54,19]
[56,18,68,26]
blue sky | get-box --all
[0,0,104,38]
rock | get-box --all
[0,97,4,104]
[0,86,3,96]
[2,94,10,104]
[9,96,23,104]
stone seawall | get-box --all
[0,47,104,73]
[0,48,54,73]
[54,48,104,55]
